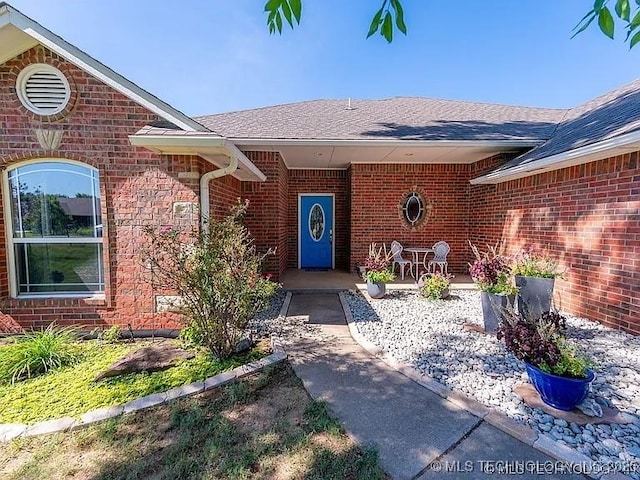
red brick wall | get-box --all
[349,163,472,273]
[470,152,640,334]
[241,151,289,278]
[208,173,241,220]
[288,169,350,270]
[0,46,202,331]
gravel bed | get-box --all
[345,289,640,477]
[250,290,323,341]
[249,289,287,337]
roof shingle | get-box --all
[501,78,640,169]
[196,97,567,142]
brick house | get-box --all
[0,3,638,334]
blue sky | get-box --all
[8,1,640,116]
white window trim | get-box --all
[3,159,105,298]
[16,63,71,116]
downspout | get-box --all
[200,154,239,230]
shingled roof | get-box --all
[499,78,640,170]
[196,98,567,142]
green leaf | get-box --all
[593,0,607,12]
[275,11,283,32]
[367,6,385,38]
[391,0,407,34]
[381,11,393,42]
[289,0,302,23]
[281,0,293,27]
[264,0,281,13]
[598,7,615,38]
[615,0,631,20]
[629,28,640,46]
[630,9,640,28]
[571,11,597,37]
[267,8,278,23]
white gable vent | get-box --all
[16,64,71,115]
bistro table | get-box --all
[404,247,434,281]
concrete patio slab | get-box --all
[280,269,476,292]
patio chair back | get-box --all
[428,241,450,274]
[432,241,450,261]
[390,240,412,280]
[390,240,404,260]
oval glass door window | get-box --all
[309,204,325,241]
[403,192,425,226]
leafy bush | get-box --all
[497,311,591,379]
[362,243,395,284]
[512,245,564,278]
[179,322,207,349]
[142,200,278,358]
[0,324,80,383]
[419,272,452,300]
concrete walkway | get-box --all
[284,293,586,480]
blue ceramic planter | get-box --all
[525,363,594,411]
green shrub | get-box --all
[0,324,80,383]
[179,322,206,349]
[142,200,278,358]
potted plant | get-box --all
[362,243,395,299]
[418,272,453,300]
[512,246,564,320]
[498,311,594,411]
[469,243,517,334]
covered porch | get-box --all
[280,269,476,292]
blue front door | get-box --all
[300,195,333,269]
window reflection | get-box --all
[9,162,101,238]
[7,161,104,295]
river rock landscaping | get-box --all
[345,289,640,478]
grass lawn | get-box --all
[0,363,388,480]
[0,339,268,424]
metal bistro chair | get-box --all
[427,241,450,275]
[391,240,413,280]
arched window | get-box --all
[6,161,104,295]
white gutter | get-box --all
[231,138,545,148]
[470,130,640,185]
[129,134,266,182]
[200,154,238,230]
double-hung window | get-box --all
[6,161,104,296]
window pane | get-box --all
[15,243,104,294]
[8,162,101,238]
